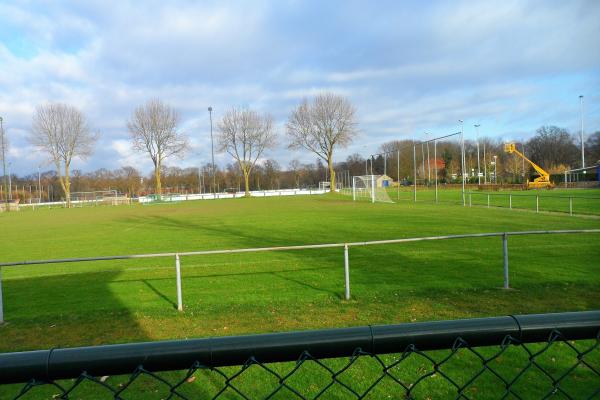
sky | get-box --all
[1,0,599,176]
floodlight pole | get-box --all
[434,140,438,203]
[459,120,465,206]
[425,132,431,186]
[383,153,387,176]
[579,95,585,169]
[474,124,481,185]
[421,143,425,183]
[208,106,216,198]
[413,143,417,202]
[0,117,7,208]
[7,161,11,201]
[493,155,498,184]
[397,150,400,201]
[483,141,487,184]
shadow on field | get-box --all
[0,270,151,352]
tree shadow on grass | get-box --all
[0,269,156,398]
[0,270,151,345]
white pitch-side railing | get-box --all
[1,229,599,323]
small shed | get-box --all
[376,175,393,188]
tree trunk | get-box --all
[58,161,71,208]
[328,156,336,193]
[243,170,250,197]
[154,162,162,198]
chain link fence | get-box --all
[2,311,599,399]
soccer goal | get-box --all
[352,175,394,203]
[70,190,130,206]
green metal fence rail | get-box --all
[1,311,599,399]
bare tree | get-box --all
[217,108,276,197]
[288,159,302,188]
[127,99,189,196]
[287,93,357,192]
[29,103,96,207]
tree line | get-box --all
[6,93,355,206]
[1,93,599,205]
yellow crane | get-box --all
[504,143,554,189]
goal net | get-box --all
[352,175,394,203]
[70,191,130,206]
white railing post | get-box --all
[509,194,512,209]
[352,177,356,201]
[503,233,509,289]
[487,194,490,208]
[175,254,183,311]
[344,244,350,300]
[469,193,472,207]
[569,197,573,216]
[536,195,539,213]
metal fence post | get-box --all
[175,254,183,311]
[502,233,509,289]
[536,195,539,213]
[487,194,490,208]
[344,244,350,300]
[469,193,472,207]
[509,194,512,209]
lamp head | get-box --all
[208,106,213,112]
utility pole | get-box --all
[208,107,216,196]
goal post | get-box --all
[352,175,394,203]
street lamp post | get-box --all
[579,95,585,169]
[208,107,216,196]
[474,124,481,185]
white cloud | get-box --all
[0,0,598,175]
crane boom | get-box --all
[504,143,553,189]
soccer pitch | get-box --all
[1,193,599,398]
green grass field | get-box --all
[1,193,599,398]
[385,186,600,215]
